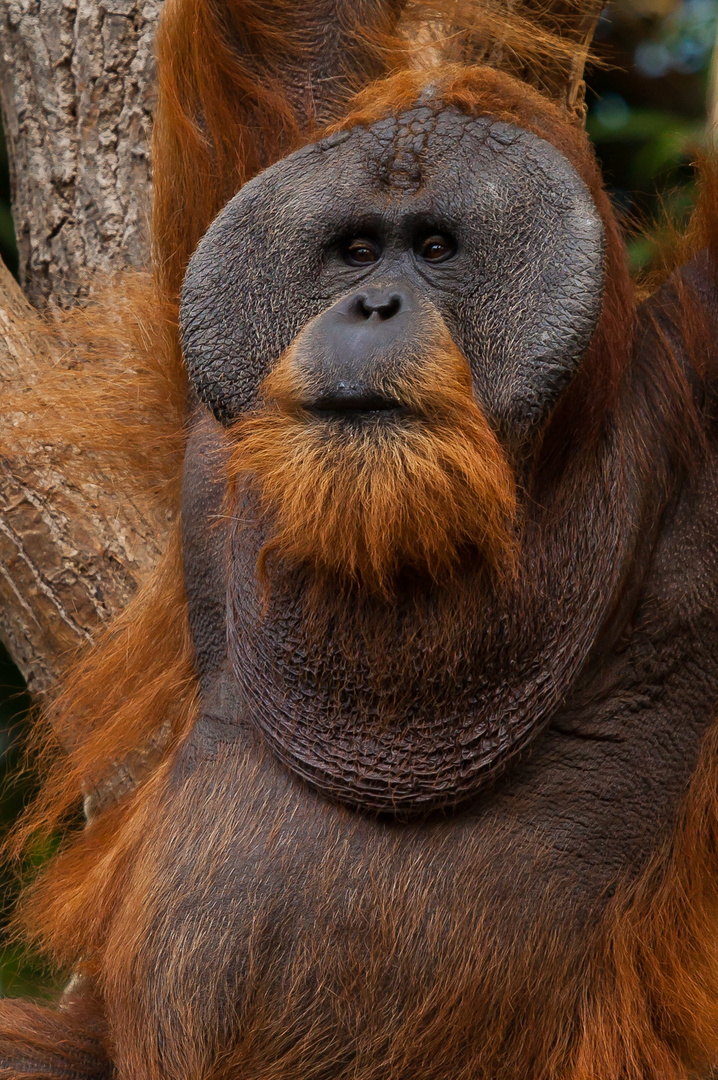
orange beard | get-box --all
[226,317,519,596]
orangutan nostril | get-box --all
[355,293,402,321]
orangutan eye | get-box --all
[343,238,382,266]
[418,233,456,262]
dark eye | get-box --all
[343,238,381,266]
[418,234,456,263]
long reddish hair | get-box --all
[3,5,718,1074]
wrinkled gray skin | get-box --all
[182,108,605,436]
[180,109,620,815]
[178,108,718,829]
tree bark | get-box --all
[0,0,160,310]
[0,259,171,694]
[0,0,165,693]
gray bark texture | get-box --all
[1,0,159,310]
[0,0,165,694]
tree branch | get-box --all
[0,0,166,692]
[0,258,171,693]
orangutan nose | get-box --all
[345,290,403,322]
[327,286,415,348]
[297,284,422,412]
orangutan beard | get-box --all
[226,321,519,598]
[222,321,634,814]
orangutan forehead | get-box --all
[328,105,539,195]
[361,105,445,191]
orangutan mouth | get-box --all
[309,388,404,414]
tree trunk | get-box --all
[0,0,164,694]
[0,0,159,310]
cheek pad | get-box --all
[180,113,605,429]
[180,135,356,422]
[449,123,605,432]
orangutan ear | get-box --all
[152,0,410,298]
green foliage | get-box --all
[588,103,703,269]
[587,106,703,179]
[0,945,58,1000]
[585,0,717,271]
[0,645,55,998]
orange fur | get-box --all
[2,3,718,1078]
[227,309,518,596]
[152,0,410,298]
[636,155,718,296]
[1,274,186,507]
[8,528,197,852]
[1,276,194,851]
[572,721,718,1079]
[152,0,605,299]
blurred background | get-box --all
[588,0,717,269]
[0,0,717,997]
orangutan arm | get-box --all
[0,987,111,1080]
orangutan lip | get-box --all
[309,391,404,414]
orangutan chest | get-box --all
[102,731,569,1080]
[101,640,718,1080]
